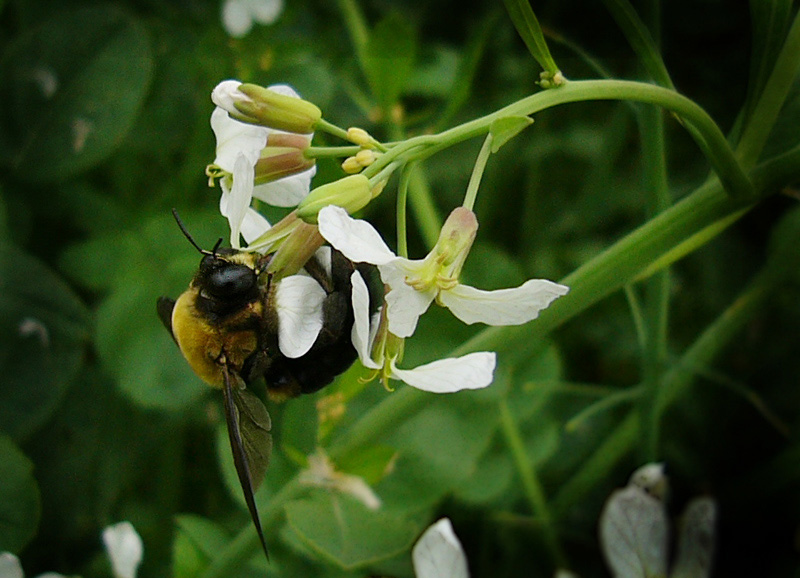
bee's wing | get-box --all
[222,363,273,560]
[156,297,177,342]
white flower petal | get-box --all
[0,553,24,578]
[240,208,271,245]
[390,351,496,393]
[102,522,144,578]
[317,205,397,265]
[219,154,255,248]
[211,107,268,172]
[252,165,316,207]
[439,279,569,326]
[412,518,470,578]
[276,275,326,358]
[266,83,301,99]
[381,265,435,338]
[221,0,253,38]
[350,271,381,369]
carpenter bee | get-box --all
[157,211,376,559]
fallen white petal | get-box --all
[252,165,316,207]
[391,352,496,393]
[211,108,267,172]
[440,279,569,326]
[381,264,435,338]
[276,275,326,358]
[317,205,397,265]
[412,518,470,578]
[102,522,144,578]
[0,553,24,578]
[350,271,381,369]
[599,485,668,578]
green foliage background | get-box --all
[1,0,799,577]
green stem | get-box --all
[305,145,361,159]
[367,80,752,201]
[462,133,494,211]
[315,118,352,142]
[736,10,800,169]
[396,164,413,258]
[499,399,566,567]
[335,0,369,65]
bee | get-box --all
[157,211,376,559]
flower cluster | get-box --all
[205,79,569,393]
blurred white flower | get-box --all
[412,518,469,578]
[102,522,143,578]
[221,0,284,38]
[299,448,382,510]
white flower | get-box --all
[274,274,327,358]
[102,522,143,578]
[412,518,470,578]
[209,81,316,249]
[349,269,496,393]
[318,205,569,338]
[221,0,284,38]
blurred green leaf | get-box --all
[0,435,40,552]
[0,5,153,183]
[173,515,231,578]
[362,13,417,110]
[60,210,223,411]
[285,492,418,570]
[0,243,90,440]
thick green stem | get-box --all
[366,80,752,201]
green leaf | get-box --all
[0,435,40,552]
[0,5,153,183]
[362,13,417,110]
[285,492,419,570]
[489,116,534,153]
[0,243,90,440]
[173,515,232,578]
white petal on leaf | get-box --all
[390,352,496,393]
[276,275,326,358]
[440,279,569,327]
[252,165,316,207]
[317,205,397,265]
[382,266,435,338]
[0,553,24,578]
[412,518,470,578]
[599,486,668,578]
[102,522,144,578]
[671,497,717,578]
[210,108,267,171]
[350,271,381,369]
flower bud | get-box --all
[434,207,478,278]
[212,80,322,134]
[341,156,363,174]
[346,127,373,146]
[253,134,315,185]
[296,175,372,224]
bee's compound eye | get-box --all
[207,264,257,301]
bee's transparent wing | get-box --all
[222,363,272,560]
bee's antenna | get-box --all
[172,208,222,256]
